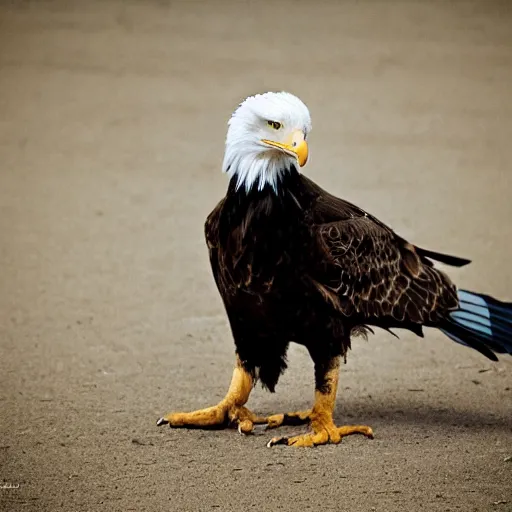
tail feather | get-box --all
[440,289,512,360]
[450,310,512,341]
[415,247,471,267]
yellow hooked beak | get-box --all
[261,130,308,167]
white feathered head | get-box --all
[222,92,312,192]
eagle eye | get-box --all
[267,120,282,130]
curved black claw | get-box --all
[156,417,168,427]
[267,436,289,448]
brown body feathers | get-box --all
[205,168,466,391]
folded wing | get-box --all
[303,176,464,329]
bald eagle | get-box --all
[157,92,512,447]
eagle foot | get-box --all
[156,403,269,434]
[157,359,269,433]
[267,423,374,448]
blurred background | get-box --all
[1,1,511,511]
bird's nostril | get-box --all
[293,142,297,147]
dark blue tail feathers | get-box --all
[440,290,512,361]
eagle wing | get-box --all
[306,177,465,327]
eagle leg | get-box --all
[267,356,374,447]
[156,356,267,433]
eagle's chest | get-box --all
[223,214,302,293]
[214,187,311,304]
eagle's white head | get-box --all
[222,92,312,193]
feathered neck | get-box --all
[226,164,301,199]
[223,144,298,193]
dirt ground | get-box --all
[1,1,511,511]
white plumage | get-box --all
[222,92,312,192]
